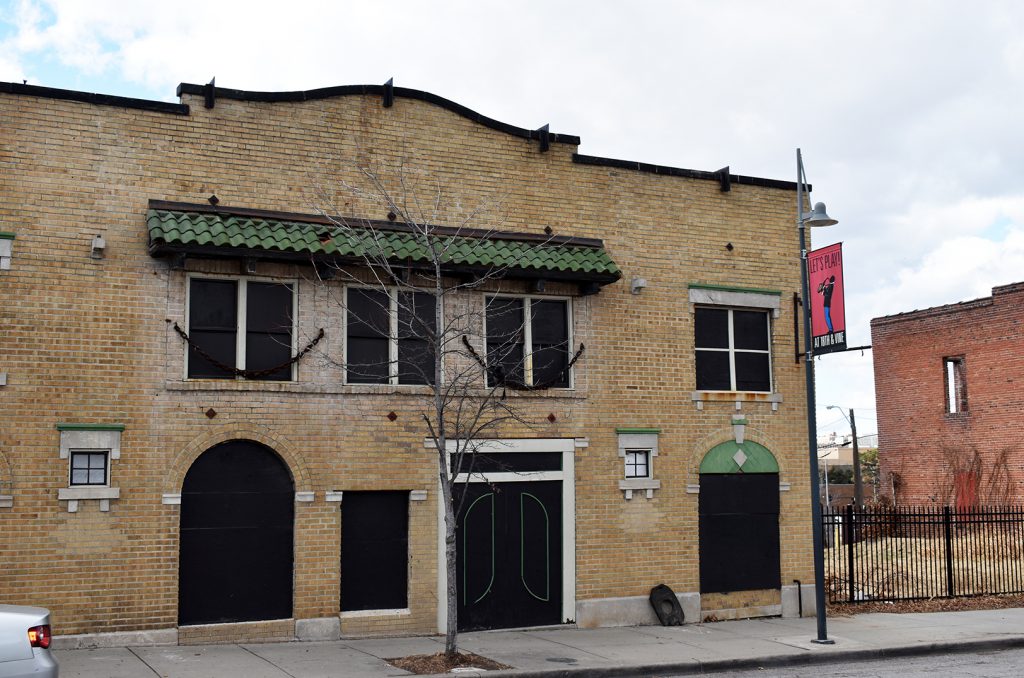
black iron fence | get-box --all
[822,504,1024,604]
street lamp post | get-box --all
[796,148,837,644]
[827,405,863,507]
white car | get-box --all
[0,605,58,677]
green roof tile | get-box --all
[147,208,621,284]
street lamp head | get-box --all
[804,202,838,228]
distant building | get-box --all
[871,283,1024,506]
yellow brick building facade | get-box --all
[0,81,816,644]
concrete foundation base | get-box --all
[54,628,178,650]
[781,583,817,618]
[576,592,701,628]
[296,616,341,641]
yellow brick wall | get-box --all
[0,85,815,637]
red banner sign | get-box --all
[808,243,846,355]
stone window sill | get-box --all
[692,391,783,411]
[619,478,661,500]
[167,380,586,398]
[58,486,120,512]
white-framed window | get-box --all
[694,307,772,392]
[624,449,651,479]
[186,274,297,381]
[617,430,660,499]
[484,295,572,388]
[345,286,437,385]
[0,233,13,270]
[944,356,968,414]
[69,450,109,486]
[56,425,122,512]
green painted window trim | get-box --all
[699,440,779,474]
[615,428,661,434]
[687,283,781,297]
[56,423,126,432]
[0,232,15,240]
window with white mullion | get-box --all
[695,307,771,392]
[388,293,399,384]
[523,298,534,386]
[236,280,248,377]
[346,286,437,385]
[186,275,296,381]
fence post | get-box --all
[943,506,954,597]
[846,503,855,603]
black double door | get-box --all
[178,440,294,625]
[456,480,562,631]
[698,473,781,593]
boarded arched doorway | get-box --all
[178,440,294,625]
[698,440,781,594]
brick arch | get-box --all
[165,423,313,495]
[685,426,786,486]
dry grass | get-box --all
[824,527,1024,601]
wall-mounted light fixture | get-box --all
[90,235,106,259]
[630,277,647,295]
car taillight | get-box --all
[28,624,51,649]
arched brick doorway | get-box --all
[698,440,781,594]
[178,439,294,625]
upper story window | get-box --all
[346,287,437,385]
[944,356,968,414]
[695,307,771,392]
[485,296,571,388]
[187,276,296,381]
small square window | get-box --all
[69,451,109,486]
[624,450,651,479]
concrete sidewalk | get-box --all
[55,608,1024,677]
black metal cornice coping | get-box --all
[176,82,582,146]
[0,81,189,114]
[147,199,609,249]
[572,154,800,191]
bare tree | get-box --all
[310,165,583,657]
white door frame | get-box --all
[432,437,579,633]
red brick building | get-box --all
[871,282,1024,506]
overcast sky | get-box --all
[4,0,1023,440]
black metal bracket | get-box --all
[717,166,731,192]
[537,124,550,153]
[794,292,803,364]
[204,77,216,109]
[579,281,601,296]
[383,78,394,108]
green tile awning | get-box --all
[147,201,621,288]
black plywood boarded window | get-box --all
[346,289,391,384]
[531,300,569,387]
[695,307,771,392]
[246,282,294,381]
[188,279,238,378]
[486,297,525,387]
[397,292,436,385]
[341,491,410,611]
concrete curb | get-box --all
[431,635,1024,678]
